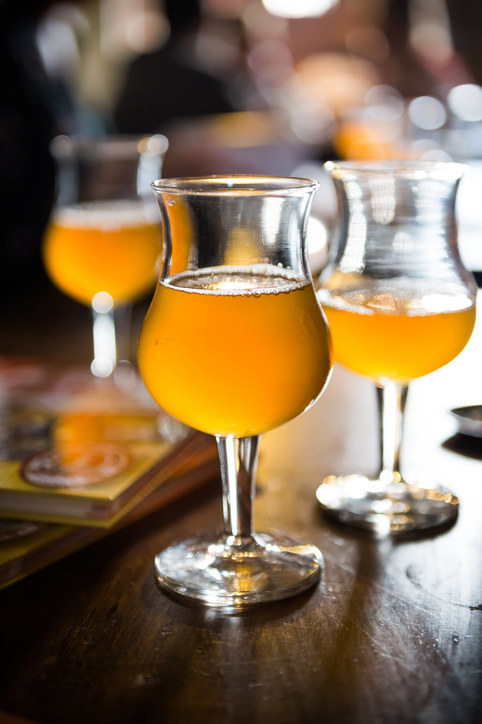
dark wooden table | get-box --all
[1,287,481,724]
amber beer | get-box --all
[138,267,333,437]
[43,200,161,306]
[319,283,476,382]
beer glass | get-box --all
[138,175,333,608]
[316,160,476,535]
[43,134,168,378]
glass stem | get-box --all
[91,293,117,378]
[216,435,259,542]
[376,380,408,484]
[114,303,133,364]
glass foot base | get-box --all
[154,532,323,609]
[316,475,459,536]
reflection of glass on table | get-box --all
[316,160,477,536]
[42,134,168,379]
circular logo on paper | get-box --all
[22,442,131,489]
[0,518,47,542]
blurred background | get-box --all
[1,0,482,360]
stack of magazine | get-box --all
[0,357,219,589]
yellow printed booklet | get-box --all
[0,358,219,588]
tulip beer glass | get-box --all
[43,134,168,377]
[316,161,476,535]
[138,175,333,607]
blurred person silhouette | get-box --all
[0,0,87,307]
[113,0,237,135]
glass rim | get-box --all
[324,159,466,180]
[50,133,169,159]
[151,174,319,196]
